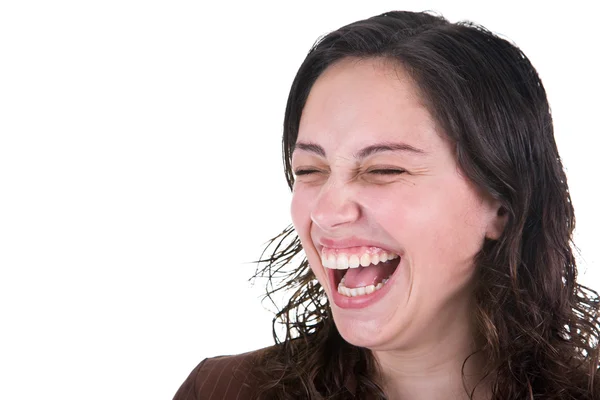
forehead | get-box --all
[297,57,443,154]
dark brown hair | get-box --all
[252,10,600,399]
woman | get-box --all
[174,10,600,399]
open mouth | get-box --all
[321,247,401,297]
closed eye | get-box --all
[294,169,321,176]
[369,169,405,175]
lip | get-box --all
[325,256,402,309]
[313,236,404,309]
[317,236,399,253]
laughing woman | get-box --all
[174,11,600,400]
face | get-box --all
[290,58,504,351]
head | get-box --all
[290,55,507,350]
[255,11,599,398]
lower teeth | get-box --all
[337,277,390,297]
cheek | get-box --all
[432,183,489,257]
[291,188,329,286]
[290,186,322,264]
[373,180,486,263]
[290,188,312,237]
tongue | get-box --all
[343,260,399,288]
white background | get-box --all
[0,1,598,399]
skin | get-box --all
[290,57,506,399]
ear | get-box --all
[486,202,508,240]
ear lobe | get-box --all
[486,205,508,240]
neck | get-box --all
[373,301,492,400]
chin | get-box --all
[327,294,412,351]
[332,315,387,348]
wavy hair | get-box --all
[251,10,600,399]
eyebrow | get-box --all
[293,141,427,159]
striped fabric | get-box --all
[173,349,261,399]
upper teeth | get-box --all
[321,251,399,269]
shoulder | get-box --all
[172,347,271,400]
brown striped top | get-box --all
[172,348,263,400]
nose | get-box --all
[310,180,360,231]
